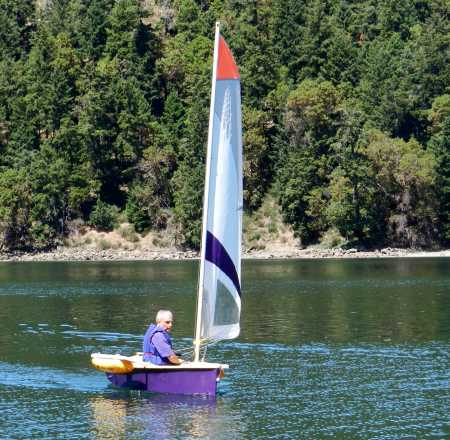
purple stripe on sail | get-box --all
[205,231,241,296]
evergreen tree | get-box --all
[358,34,411,136]
[227,0,278,108]
[126,129,175,231]
[69,0,116,60]
[171,98,208,248]
[429,116,450,244]
[0,167,31,250]
[295,0,333,81]
[270,0,305,82]
[276,79,342,243]
[326,106,382,245]
[243,106,274,211]
[0,0,35,60]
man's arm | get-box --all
[152,333,184,364]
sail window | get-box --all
[213,279,239,325]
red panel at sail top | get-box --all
[216,36,240,80]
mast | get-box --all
[193,22,221,363]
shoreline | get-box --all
[1,246,450,262]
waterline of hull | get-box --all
[106,368,222,395]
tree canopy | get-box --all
[0,0,449,250]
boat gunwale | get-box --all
[91,353,228,371]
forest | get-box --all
[0,0,449,251]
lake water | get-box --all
[0,258,449,439]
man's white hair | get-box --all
[156,310,173,323]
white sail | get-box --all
[194,23,242,355]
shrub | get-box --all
[118,224,140,243]
[89,200,119,232]
[83,236,92,245]
[319,227,347,248]
[250,232,261,242]
[30,222,57,250]
[97,238,112,250]
[125,187,152,232]
[268,222,277,234]
[126,185,169,232]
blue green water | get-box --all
[0,258,449,439]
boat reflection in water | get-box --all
[89,393,231,439]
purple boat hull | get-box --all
[106,368,221,395]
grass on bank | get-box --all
[64,194,300,253]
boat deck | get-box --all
[91,352,228,371]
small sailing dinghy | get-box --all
[91,22,242,395]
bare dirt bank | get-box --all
[1,221,448,262]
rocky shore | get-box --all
[1,245,449,262]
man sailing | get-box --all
[143,310,184,365]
